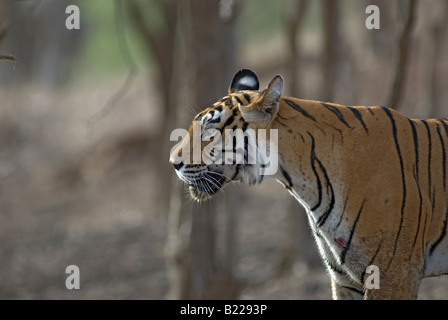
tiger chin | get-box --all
[187,170,227,202]
[169,69,448,300]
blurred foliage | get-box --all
[238,0,322,45]
[70,0,301,83]
[72,0,149,83]
[68,0,327,85]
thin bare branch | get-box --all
[387,0,419,108]
[0,54,17,61]
[321,0,340,102]
[87,0,138,127]
[286,0,310,96]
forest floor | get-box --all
[0,77,447,300]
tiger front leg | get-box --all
[362,266,422,300]
[331,259,422,299]
[362,241,426,299]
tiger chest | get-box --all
[307,212,366,285]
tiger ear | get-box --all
[229,69,260,94]
[239,75,284,125]
[259,75,283,107]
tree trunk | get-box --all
[387,0,419,109]
[165,0,240,299]
[125,0,180,207]
[321,0,339,102]
[421,0,448,118]
[285,0,310,96]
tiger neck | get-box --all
[272,98,343,227]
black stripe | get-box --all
[347,107,369,134]
[409,121,424,257]
[242,93,251,103]
[221,108,238,132]
[208,117,221,124]
[315,158,335,227]
[327,124,342,137]
[382,107,407,267]
[334,195,349,231]
[422,120,433,198]
[409,118,423,259]
[214,105,223,113]
[439,119,448,136]
[280,166,293,188]
[232,135,237,154]
[314,230,323,239]
[440,120,448,190]
[420,206,429,259]
[223,115,235,127]
[308,133,323,211]
[282,98,317,122]
[325,258,346,275]
[361,241,382,283]
[277,119,288,127]
[340,200,365,264]
[234,96,244,105]
[431,187,437,212]
[230,165,240,181]
[410,167,423,259]
[409,119,419,181]
[322,103,352,129]
[436,124,447,190]
[244,135,249,164]
[308,132,336,226]
[341,286,364,296]
[429,209,448,255]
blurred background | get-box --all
[0,0,447,299]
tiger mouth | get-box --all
[188,172,225,202]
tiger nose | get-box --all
[169,159,184,171]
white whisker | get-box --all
[203,174,224,193]
[206,170,232,182]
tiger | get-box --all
[169,69,448,300]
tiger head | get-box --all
[169,69,283,201]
